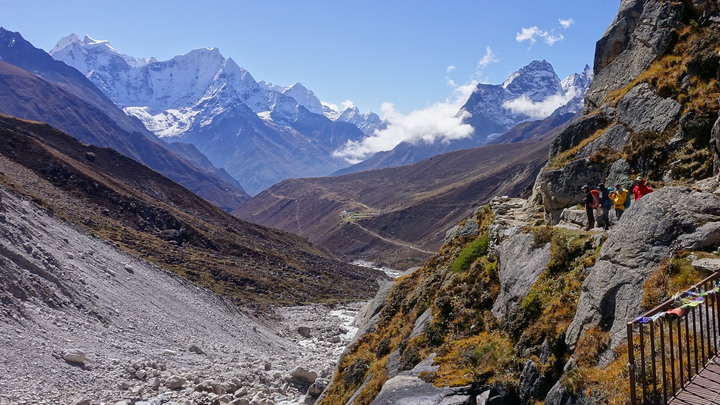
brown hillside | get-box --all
[0,114,384,308]
[235,135,555,269]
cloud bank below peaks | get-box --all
[332,83,476,164]
[502,87,578,119]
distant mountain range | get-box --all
[50,34,382,195]
[50,34,591,194]
[0,28,249,211]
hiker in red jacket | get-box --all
[633,177,653,200]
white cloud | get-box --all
[516,26,564,46]
[501,88,577,119]
[341,100,355,110]
[333,83,476,164]
[476,46,499,68]
[446,65,456,73]
[559,18,575,29]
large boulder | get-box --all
[533,159,608,224]
[492,234,551,319]
[370,354,472,405]
[566,187,720,350]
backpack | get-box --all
[590,190,600,208]
[623,190,631,209]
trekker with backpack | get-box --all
[598,183,612,230]
[581,185,595,231]
[609,183,629,220]
[633,176,653,200]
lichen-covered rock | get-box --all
[492,234,551,319]
[566,187,720,350]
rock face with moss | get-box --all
[318,1,720,404]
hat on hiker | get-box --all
[581,185,588,190]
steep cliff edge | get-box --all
[318,1,720,404]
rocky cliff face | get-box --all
[318,1,720,404]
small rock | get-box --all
[212,382,227,395]
[189,344,205,354]
[124,263,134,273]
[165,375,187,390]
[290,367,318,384]
[163,349,177,356]
[297,326,311,338]
[63,349,87,364]
[264,362,272,371]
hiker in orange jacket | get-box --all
[633,177,653,200]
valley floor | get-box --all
[0,188,368,405]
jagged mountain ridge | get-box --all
[335,61,592,175]
[0,28,249,211]
[50,35,380,195]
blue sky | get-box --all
[3,1,619,116]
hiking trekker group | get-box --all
[580,176,653,231]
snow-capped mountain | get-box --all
[461,59,581,142]
[337,60,591,175]
[51,34,370,195]
[555,64,593,116]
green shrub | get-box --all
[451,235,489,272]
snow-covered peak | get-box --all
[50,33,149,70]
[49,33,81,54]
[282,83,323,115]
[561,64,593,93]
[502,60,562,100]
[258,80,284,93]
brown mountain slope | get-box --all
[234,134,556,269]
[0,114,384,308]
[0,59,248,212]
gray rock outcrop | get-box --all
[587,0,684,110]
[492,234,551,319]
[614,83,681,133]
[712,113,720,175]
[370,354,472,405]
[566,187,720,350]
